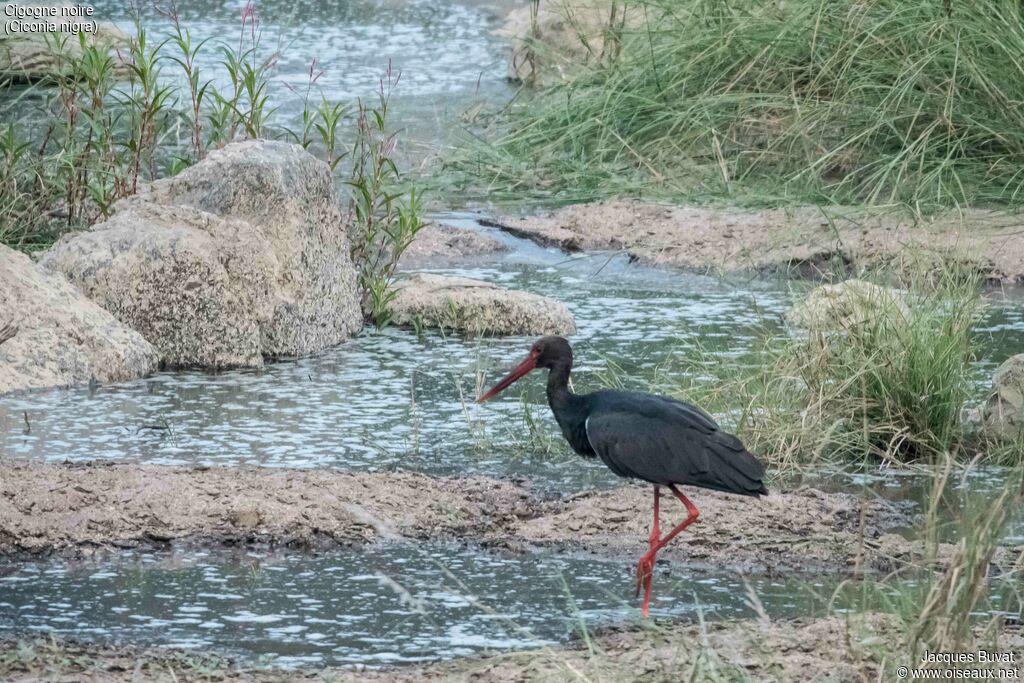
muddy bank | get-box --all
[0,462,535,556]
[6,614,1021,682]
[0,463,923,574]
[488,201,1024,283]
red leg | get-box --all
[635,484,700,618]
[653,485,700,552]
[635,486,660,603]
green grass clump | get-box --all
[796,275,978,461]
[819,458,1023,678]
[459,0,1024,208]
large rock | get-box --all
[0,2,127,82]
[41,140,363,369]
[0,244,158,394]
[498,0,643,86]
[389,274,576,336]
[787,280,909,334]
[983,354,1024,440]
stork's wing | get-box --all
[584,400,767,497]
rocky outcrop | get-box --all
[983,354,1024,440]
[0,244,158,394]
[389,273,575,336]
[400,223,508,266]
[0,2,127,82]
[41,140,363,369]
[498,0,641,86]
[787,280,909,334]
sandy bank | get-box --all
[0,462,534,556]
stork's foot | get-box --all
[635,551,656,617]
[635,553,653,596]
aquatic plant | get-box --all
[792,272,979,461]
[347,62,425,328]
[457,0,1024,208]
[829,458,1024,678]
[908,463,1022,660]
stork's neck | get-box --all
[545,356,594,458]
[545,358,573,411]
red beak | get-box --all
[476,353,538,403]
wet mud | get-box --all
[0,461,536,557]
[401,222,508,266]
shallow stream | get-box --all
[2,217,1024,663]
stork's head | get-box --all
[476,336,572,403]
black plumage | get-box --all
[477,335,768,616]
[555,390,766,497]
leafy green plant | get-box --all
[121,27,174,194]
[162,2,211,163]
[213,1,278,144]
[346,62,426,328]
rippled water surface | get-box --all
[0,542,841,666]
[5,0,1024,670]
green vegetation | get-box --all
[907,462,1022,660]
[0,8,423,326]
[459,0,1024,208]
[779,272,980,463]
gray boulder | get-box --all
[389,274,576,336]
[497,0,644,86]
[0,244,158,394]
[41,140,363,369]
[983,354,1024,440]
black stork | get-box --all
[477,336,767,617]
